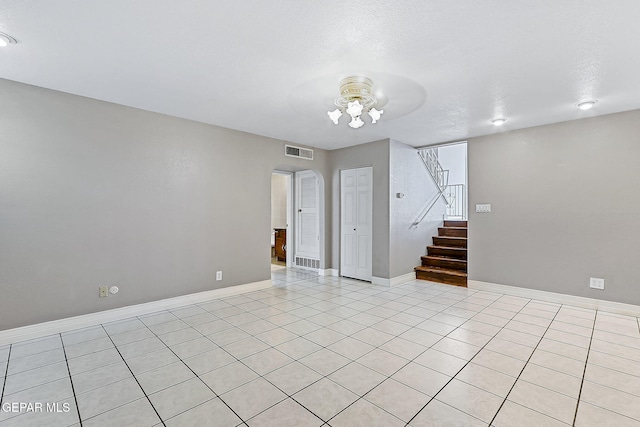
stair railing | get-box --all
[444,184,467,219]
[418,148,449,193]
[412,148,450,227]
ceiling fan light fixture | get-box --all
[369,107,383,123]
[348,116,365,129]
[327,109,342,124]
[328,76,383,128]
[577,100,597,110]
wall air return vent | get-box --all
[295,257,320,270]
[285,144,314,160]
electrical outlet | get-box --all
[99,286,109,298]
[216,271,223,281]
[476,204,491,213]
[590,277,605,290]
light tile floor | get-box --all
[1,269,640,426]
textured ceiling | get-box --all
[1,1,639,149]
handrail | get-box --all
[412,148,450,227]
[412,185,448,227]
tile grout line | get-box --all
[100,285,592,424]
[226,314,384,424]
[567,316,640,423]
[274,283,482,421]
[572,310,597,426]
[259,295,418,422]
[285,328,414,424]
[5,275,622,425]
[403,295,538,426]
[136,315,250,426]
[308,287,504,425]
[336,289,502,424]
[0,344,12,406]
[319,332,453,425]
[60,333,84,427]
[179,280,447,424]
[274,283,526,424]
[487,304,565,426]
[99,324,167,427]
[152,283,552,421]
[215,292,366,425]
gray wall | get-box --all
[389,140,445,278]
[328,139,390,278]
[468,110,640,305]
[0,79,331,329]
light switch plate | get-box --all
[476,204,491,213]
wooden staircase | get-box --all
[415,220,467,287]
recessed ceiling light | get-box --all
[577,100,597,110]
[491,118,506,126]
[0,32,17,47]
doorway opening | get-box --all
[271,171,292,271]
[270,168,325,274]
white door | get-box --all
[341,167,372,281]
[295,170,319,260]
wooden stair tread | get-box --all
[428,245,466,251]
[414,266,468,277]
[444,220,468,227]
[438,227,467,238]
[421,255,467,272]
[417,220,469,287]
[434,236,467,241]
[433,236,467,248]
[421,255,466,263]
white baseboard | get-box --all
[319,268,338,277]
[0,280,272,347]
[391,272,417,287]
[468,280,640,317]
[371,276,389,286]
[372,272,416,287]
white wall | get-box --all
[437,143,467,187]
[437,143,467,218]
[389,140,445,278]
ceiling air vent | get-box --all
[285,144,313,160]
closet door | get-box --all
[340,167,372,281]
